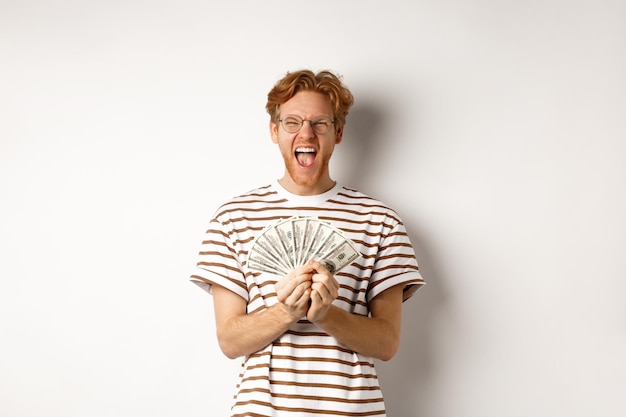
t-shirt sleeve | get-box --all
[189,217,249,301]
[366,218,425,303]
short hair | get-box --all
[266,69,354,130]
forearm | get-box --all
[213,271,312,359]
[217,303,299,359]
[313,305,401,361]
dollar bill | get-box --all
[274,217,296,268]
[247,216,361,276]
[261,222,294,270]
[315,239,361,274]
[247,239,289,276]
[253,233,292,274]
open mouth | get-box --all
[295,147,316,167]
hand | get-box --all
[305,260,339,323]
[275,265,313,321]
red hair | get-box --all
[266,69,354,130]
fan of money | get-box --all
[247,216,361,276]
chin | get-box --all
[287,167,322,188]
[293,174,321,188]
[282,154,330,189]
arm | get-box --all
[211,268,312,359]
[305,260,404,361]
[313,284,404,361]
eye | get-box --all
[312,117,332,128]
[283,117,301,126]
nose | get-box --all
[298,120,316,138]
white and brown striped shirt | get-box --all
[191,181,424,417]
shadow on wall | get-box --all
[338,100,390,188]
[377,222,447,417]
[341,100,448,416]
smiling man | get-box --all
[271,89,340,195]
[190,69,424,417]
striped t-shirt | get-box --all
[191,181,424,417]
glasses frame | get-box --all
[278,114,336,135]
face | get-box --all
[270,91,343,195]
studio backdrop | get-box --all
[1,1,624,416]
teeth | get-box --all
[295,147,315,153]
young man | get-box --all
[190,69,424,416]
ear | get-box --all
[269,120,279,144]
[335,126,344,144]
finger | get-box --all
[292,273,313,287]
[310,282,327,299]
[279,273,311,294]
[278,267,311,286]
[295,261,318,274]
[307,259,329,274]
[308,290,325,318]
[297,280,312,294]
[296,287,312,306]
[311,272,339,293]
[311,283,334,306]
[309,266,336,283]
[317,277,339,299]
[285,281,311,303]
[308,288,320,307]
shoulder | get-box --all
[212,184,283,218]
[336,186,385,205]
[227,184,277,204]
[333,186,404,223]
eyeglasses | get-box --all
[278,114,335,135]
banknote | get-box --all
[247,216,360,276]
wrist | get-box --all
[274,302,305,324]
[309,304,335,326]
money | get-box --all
[247,216,360,276]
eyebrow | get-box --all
[280,114,334,119]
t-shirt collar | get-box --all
[273,180,340,206]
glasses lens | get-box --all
[281,115,302,133]
[310,117,333,134]
[280,115,334,134]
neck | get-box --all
[278,176,336,196]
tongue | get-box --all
[297,152,315,167]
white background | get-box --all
[1,1,625,416]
